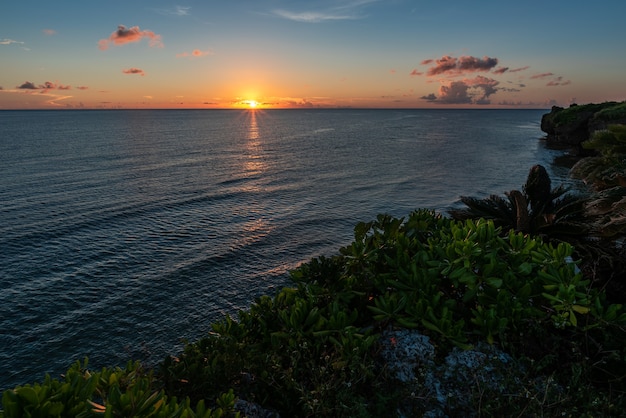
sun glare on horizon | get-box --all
[247,100,258,108]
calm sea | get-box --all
[0,108,566,390]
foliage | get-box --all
[449,165,590,242]
[571,124,626,239]
[592,102,626,123]
[0,359,239,418]
[160,270,388,417]
[549,102,621,127]
[4,211,626,416]
[159,210,626,416]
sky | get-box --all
[1,0,626,110]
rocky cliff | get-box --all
[541,101,626,153]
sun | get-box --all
[247,100,258,108]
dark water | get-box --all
[0,108,564,390]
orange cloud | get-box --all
[98,25,163,50]
[410,69,423,76]
[122,68,145,76]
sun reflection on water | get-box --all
[242,109,266,178]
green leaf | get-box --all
[421,319,442,334]
[486,277,503,288]
[396,317,419,328]
[518,262,533,275]
[15,386,39,405]
[572,304,590,314]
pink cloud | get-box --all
[420,75,501,105]
[492,67,508,75]
[176,49,212,58]
[410,69,423,76]
[509,66,529,73]
[98,25,163,50]
[437,81,472,104]
[77,86,89,90]
[122,68,145,76]
[42,29,56,36]
[424,55,499,76]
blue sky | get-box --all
[1,0,625,109]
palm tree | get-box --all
[449,165,590,241]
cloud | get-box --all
[272,0,378,23]
[272,9,355,22]
[421,76,501,105]
[528,72,570,86]
[17,81,38,89]
[423,55,499,76]
[1,38,24,45]
[98,25,163,50]
[546,76,571,86]
[530,72,553,79]
[176,49,212,58]
[17,81,72,91]
[77,86,89,90]
[492,67,508,75]
[43,29,57,36]
[154,6,190,16]
[437,81,472,104]
[410,69,423,76]
[509,66,529,73]
[122,68,145,76]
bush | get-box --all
[1,359,239,418]
[160,210,626,416]
[4,211,626,416]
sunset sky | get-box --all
[2,0,625,109]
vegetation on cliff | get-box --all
[541,101,626,148]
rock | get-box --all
[380,328,559,417]
[540,101,626,152]
[235,399,280,418]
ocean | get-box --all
[0,108,568,390]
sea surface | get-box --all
[0,108,569,390]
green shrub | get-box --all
[551,102,619,127]
[1,359,239,418]
[160,210,626,416]
[593,102,626,122]
[5,211,626,416]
